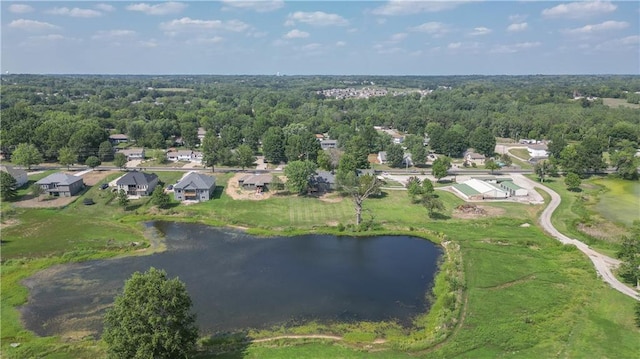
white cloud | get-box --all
[564,20,629,34]
[187,36,225,45]
[508,14,527,23]
[542,1,616,19]
[221,0,284,12]
[285,11,349,26]
[126,2,187,16]
[447,41,481,51]
[336,41,346,47]
[469,27,491,36]
[92,30,137,40]
[491,41,541,54]
[160,17,250,33]
[8,19,60,32]
[8,4,34,13]
[372,0,472,16]
[448,42,461,49]
[507,22,528,32]
[409,22,450,38]
[301,43,322,51]
[138,39,159,48]
[594,35,640,50]
[47,7,102,18]
[389,32,408,42]
[95,4,116,12]
[284,29,309,39]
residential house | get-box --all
[36,172,84,197]
[119,148,145,161]
[0,165,28,187]
[402,153,413,167]
[197,127,207,142]
[166,150,203,163]
[116,171,158,196]
[464,150,486,165]
[108,134,129,144]
[320,139,338,150]
[310,171,336,193]
[238,173,272,192]
[174,172,216,202]
[527,144,549,158]
[377,151,387,164]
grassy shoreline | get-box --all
[1,173,639,358]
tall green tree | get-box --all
[470,127,496,157]
[387,143,405,168]
[179,122,199,149]
[485,159,500,174]
[345,135,370,169]
[98,141,114,162]
[201,133,221,172]
[610,140,639,180]
[113,153,127,170]
[85,156,101,169]
[58,147,78,170]
[534,161,550,182]
[406,176,423,203]
[103,268,198,359]
[11,143,43,170]
[617,228,640,288]
[432,156,451,182]
[284,160,317,194]
[236,144,256,171]
[422,192,445,218]
[262,127,286,164]
[117,189,129,207]
[336,154,381,226]
[0,171,18,201]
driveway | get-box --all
[519,175,639,300]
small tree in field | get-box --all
[117,189,129,207]
[103,267,198,359]
[432,156,451,182]
[151,186,170,208]
[30,182,44,201]
[565,172,581,191]
[485,159,500,174]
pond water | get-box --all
[20,222,442,337]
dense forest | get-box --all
[1,74,639,176]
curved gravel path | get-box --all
[515,174,639,300]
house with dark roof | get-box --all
[115,171,158,196]
[310,171,336,193]
[0,165,28,187]
[174,172,216,202]
[108,134,129,144]
[36,172,84,197]
[320,139,338,150]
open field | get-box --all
[602,97,640,109]
[592,178,640,227]
[508,148,531,160]
[1,173,639,358]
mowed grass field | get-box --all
[1,171,639,358]
[593,178,640,226]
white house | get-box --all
[527,144,549,158]
[377,151,387,164]
[464,150,486,165]
[0,165,28,187]
[166,150,203,163]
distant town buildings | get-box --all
[317,87,434,100]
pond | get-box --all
[20,222,442,337]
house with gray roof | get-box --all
[118,148,145,161]
[36,172,84,197]
[238,173,272,192]
[116,171,158,196]
[174,172,216,202]
[0,165,28,187]
[310,171,336,193]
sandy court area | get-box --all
[12,170,116,208]
[225,173,279,200]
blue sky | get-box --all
[2,1,639,75]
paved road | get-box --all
[516,174,639,300]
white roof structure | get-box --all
[465,179,508,199]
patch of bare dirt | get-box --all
[317,192,344,203]
[452,204,506,219]
[81,170,117,186]
[225,173,278,201]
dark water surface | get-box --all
[20,222,442,336]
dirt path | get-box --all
[517,174,639,300]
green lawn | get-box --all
[593,178,640,227]
[2,174,639,358]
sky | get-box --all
[2,1,639,75]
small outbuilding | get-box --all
[0,165,28,187]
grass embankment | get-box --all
[536,175,634,256]
[2,171,639,358]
